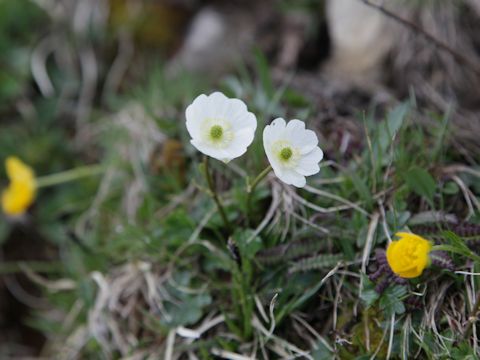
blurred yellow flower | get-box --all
[386,232,432,278]
[1,157,36,216]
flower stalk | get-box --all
[247,165,272,194]
[246,165,272,224]
[203,156,231,232]
[36,164,104,188]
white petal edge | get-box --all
[185,94,209,139]
[191,139,233,162]
[296,147,324,176]
[274,167,306,188]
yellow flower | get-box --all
[1,157,36,216]
[386,232,432,278]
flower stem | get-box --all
[203,156,231,232]
[247,165,272,194]
[36,164,104,188]
[246,165,272,224]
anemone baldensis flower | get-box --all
[186,92,257,163]
[263,118,323,188]
[386,232,432,279]
[1,157,36,216]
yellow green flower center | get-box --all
[280,147,293,161]
[201,118,233,149]
[210,125,223,140]
[271,140,299,167]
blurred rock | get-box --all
[167,7,253,76]
[466,0,480,17]
[275,11,312,71]
[167,2,278,76]
[325,0,399,80]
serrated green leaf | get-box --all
[380,285,407,315]
[361,289,379,307]
[234,228,263,259]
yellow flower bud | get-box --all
[1,157,36,216]
[386,232,432,279]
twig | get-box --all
[76,45,98,129]
[164,330,175,360]
[359,0,480,77]
[356,212,380,316]
[304,184,370,217]
[463,287,480,342]
[102,29,134,103]
[19,263,76,292]
[31,35,56,97]
[386,312,395,359]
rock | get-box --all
[325,0,398,79]
[167,7,255,76]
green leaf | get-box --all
[234,228,263,259]
[434,231,480,264]
[451,342,478,359]
[161,209,196,248]
[442,181,459,195]
[380,285,407,315]
[311,339,335,360]
[275,273,333,323]
[348,171,373,207]
[378,102,409,153]
[254,49,274,99]
[361,289,379,307]
[360,275,379,307]
[404,166,436,204]
[162,272,212,328]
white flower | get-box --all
[186,92,257,163]
[263,118,323,188]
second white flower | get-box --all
[263,118,323,188]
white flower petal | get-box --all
[286,119,305,132]
[288,119,318,154]
[263,118,286,148]
[263,131,281,170]
[268,118,287,136]
[297,130,318,154]
[296,147,324,176]
[186,94,208,139]
[274,167,306,188]
[227,128,255,158]
[205,92,230,119]
[190,139,232,162]
[232,110,257,132]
